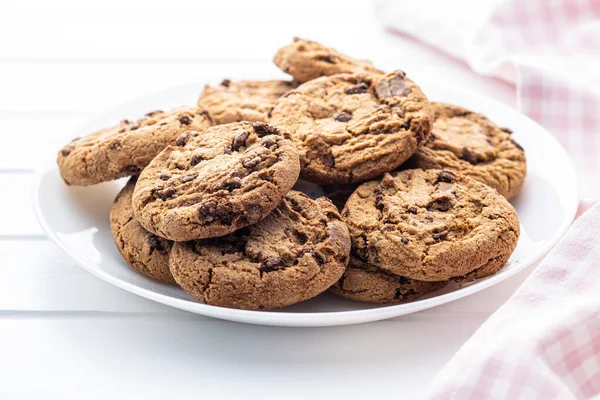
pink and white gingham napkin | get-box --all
[429,202,600,399]
[373,0,600,200]
[373,0,600,397]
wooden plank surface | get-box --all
[0,173,44,236]
[0,315,480,399]
[0,116,89,170]
[0,240,176,313]
[0,0,382,61]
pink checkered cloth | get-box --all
[373,0,600,200]
[429,202,600,399]
[372,0,600,397]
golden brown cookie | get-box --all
[330,256,446,303]
[408,102,527,199]
[132,122,300,241]
[169,191,351,310]
[342,169,520,281]
[58,107,213,186]
[110,177,175,284]
[273,38,383,83]
[197,79,297,124]
[270,71,432,184]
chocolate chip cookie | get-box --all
[197,79,298,124]
[342,169,520,281]
[330,256,446,303]
[269,71,432,184]
[274,38,383,83]
[58,107,213,186]
[169,191,351,310]
[110,177,175,284]
[132,122,300,241]
[408,102,527,199]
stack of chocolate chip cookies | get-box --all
[57,38,526,310]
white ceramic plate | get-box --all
[33,82,578,327]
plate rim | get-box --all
[32,82,579,327]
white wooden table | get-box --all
[0,1,533,398]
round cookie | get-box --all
[408,102,526,199]
[269,71,433,184]
[330,257,446,303]
[342,169,520,281]
[110,177,175,284]
[132,121,300,241]
[274,38,383,83]
[58,107,213,186]
[197,79,298,124]
[169,191,351,310]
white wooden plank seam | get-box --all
[0,169,35,173]
[0,235,48,241]
[0,58,270,63]
[0,110,95,117]
[0,310,192,318]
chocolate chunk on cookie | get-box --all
[273,38,383,83]
[269,71,433,184]
[132,121,300,241]
[330,256,446,303]
[110,177,175,284]
[408,102,527,199]
[342,169,520,281]
[197,79,298,124]
[57,107,213,186]
[169,191,351,310]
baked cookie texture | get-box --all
[110,177,175,284]
[270,71,433,184]
[58,107,213,186]
[197,79,297,124]
[408,102,527,199]
[330,256,446,303]
[132,122,300,241]
[169,191,351,310]
[274,38,383,83]
[342,169,520,281]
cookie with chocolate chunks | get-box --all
[330,256,446,303]
[342,169,520,281]
[408,102,527,199]
[132,122,300,241]
[169,191,351,310]
[110,177,175,284]
[270,71,433,184]
[58,107,212,186]
[273,38,383,83]
[197,79,298,124]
